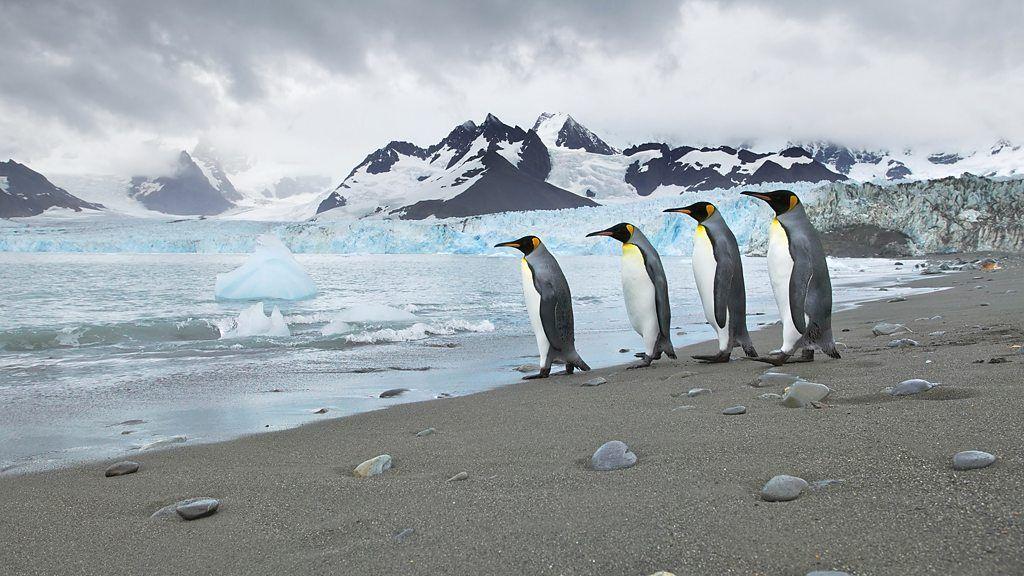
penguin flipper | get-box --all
[712,253,735,329]
[787,243,812,334]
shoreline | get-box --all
[2,254,1022,575]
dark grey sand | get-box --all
[2,257,1022,576]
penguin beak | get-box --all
[494,240,519,248]
[663,207,691,214]
[741,191,771,201]
[586,228,614,238]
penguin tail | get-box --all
[738,334,758,358]
[657,335,677,360]
[566,350,591,372]
[811,325,841,359]
[822,342,842,359]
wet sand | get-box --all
[1,256,1022,575]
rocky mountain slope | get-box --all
[129,151,236,216]
[0,160,104,218]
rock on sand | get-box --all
[890,379,937,396]
[354,454,393,477]
[104,461,140,477]
[761,475,809,502]
[952,450,996,471]
[781,382,830,408]
[591,440,637,471]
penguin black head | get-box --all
[741,190,800,215]
[494,235,540,255]
[664,202,717,223]
[586,223,634,243]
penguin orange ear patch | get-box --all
[706,205,715,217]
[789,195,799,210]
[531,237,540,248]
[625,223,635,236]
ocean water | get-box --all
[0,252,926,473]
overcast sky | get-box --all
[2,0,1022,188]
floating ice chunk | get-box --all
[214,234,317,301]
[218,302,291,339]
[321,320,352,336]
[331,303,420,323]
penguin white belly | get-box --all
[621,244,660,355]
[692,226,730,352]
[520,259,550,366]
[767,219,802,353]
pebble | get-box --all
[989,357,1009,364]
[931,315,943,320]
[953,450,996,470]
[176,498,220,521]
[354,454,393,478]
[312,407,329,414]
[887,296,907,303]
[761,474,808,502]
[104,461,140,477]
[120,430,134,435]
[618,348,630,353]
[758,393,782,400]
[582,377,607,387]
[394,528,415,542]
[649,572,677,576]
[515,364,538,373]
[757,371,801,387]
[890,379,937,396]
[379,388,409,398]
[781,381,831,408]
[872,322,905,336]
[928,331,946,337]
[722,405,747,415]
[591,440,637,471]
[687,388,711,397]
[151,497,220,521]
[887,338,919,348]
[980,302,991,307]
[112,419,146,426]
[447,471,469,482]
[415,427,436,437]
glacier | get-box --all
[214,234,318,300]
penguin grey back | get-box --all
[700,211,750,339]
[627,228,673,347]
[524,242,578,354]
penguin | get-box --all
[663,202,757,363]
[586,223,676,368]
[740,190,840,365]
[494,235,590,379]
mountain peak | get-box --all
[533,112,615,155]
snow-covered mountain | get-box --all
[315,113,595,220]
[799,140,1024,182]
[315,113,851,219]
[0,160,103,218]
[129,151,236,216]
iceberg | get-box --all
[331,303,420,323]
[214,234,317,300]
[218,302,291,338]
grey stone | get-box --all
[687,387,711,397]
[952,450,996,471]
[758,393,782,400]
[447,471,469,482]
[582,377,607,387]
[887,338,919,348]
[104,461,140,477]
[415,427,435,437]
[312,407,328,414]
[722,405,747,415]
[928,331,946,337]
[379,388,409,398]
[618,348,630,353]
[890,379,937,396]
[139,435,186,450]
[176,498,220,520]
[151,497,219,521]
[591,440,637,471]
[515,364,538,373]
[354,454,393,477]
[761,474,808,502]
[872,322,905,336]
[888,296,907,302]
[781,381,831,408]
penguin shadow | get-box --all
[833,387,981,406]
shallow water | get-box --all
[0,253,925,473]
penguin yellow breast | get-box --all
[622,243,643,261]
[769,218,788,244]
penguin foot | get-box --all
[522,368,551,380]
[790,349,815,363]
[692,352,731,363]
[627,354,654,369]
[747,353,790,367]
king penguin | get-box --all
[664,202,757,363]
[741,190,840,365]
[586,223,676,368]
[494,235,590,379]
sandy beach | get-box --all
[2,256,1021,576]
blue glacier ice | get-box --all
[214,234,317,300]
